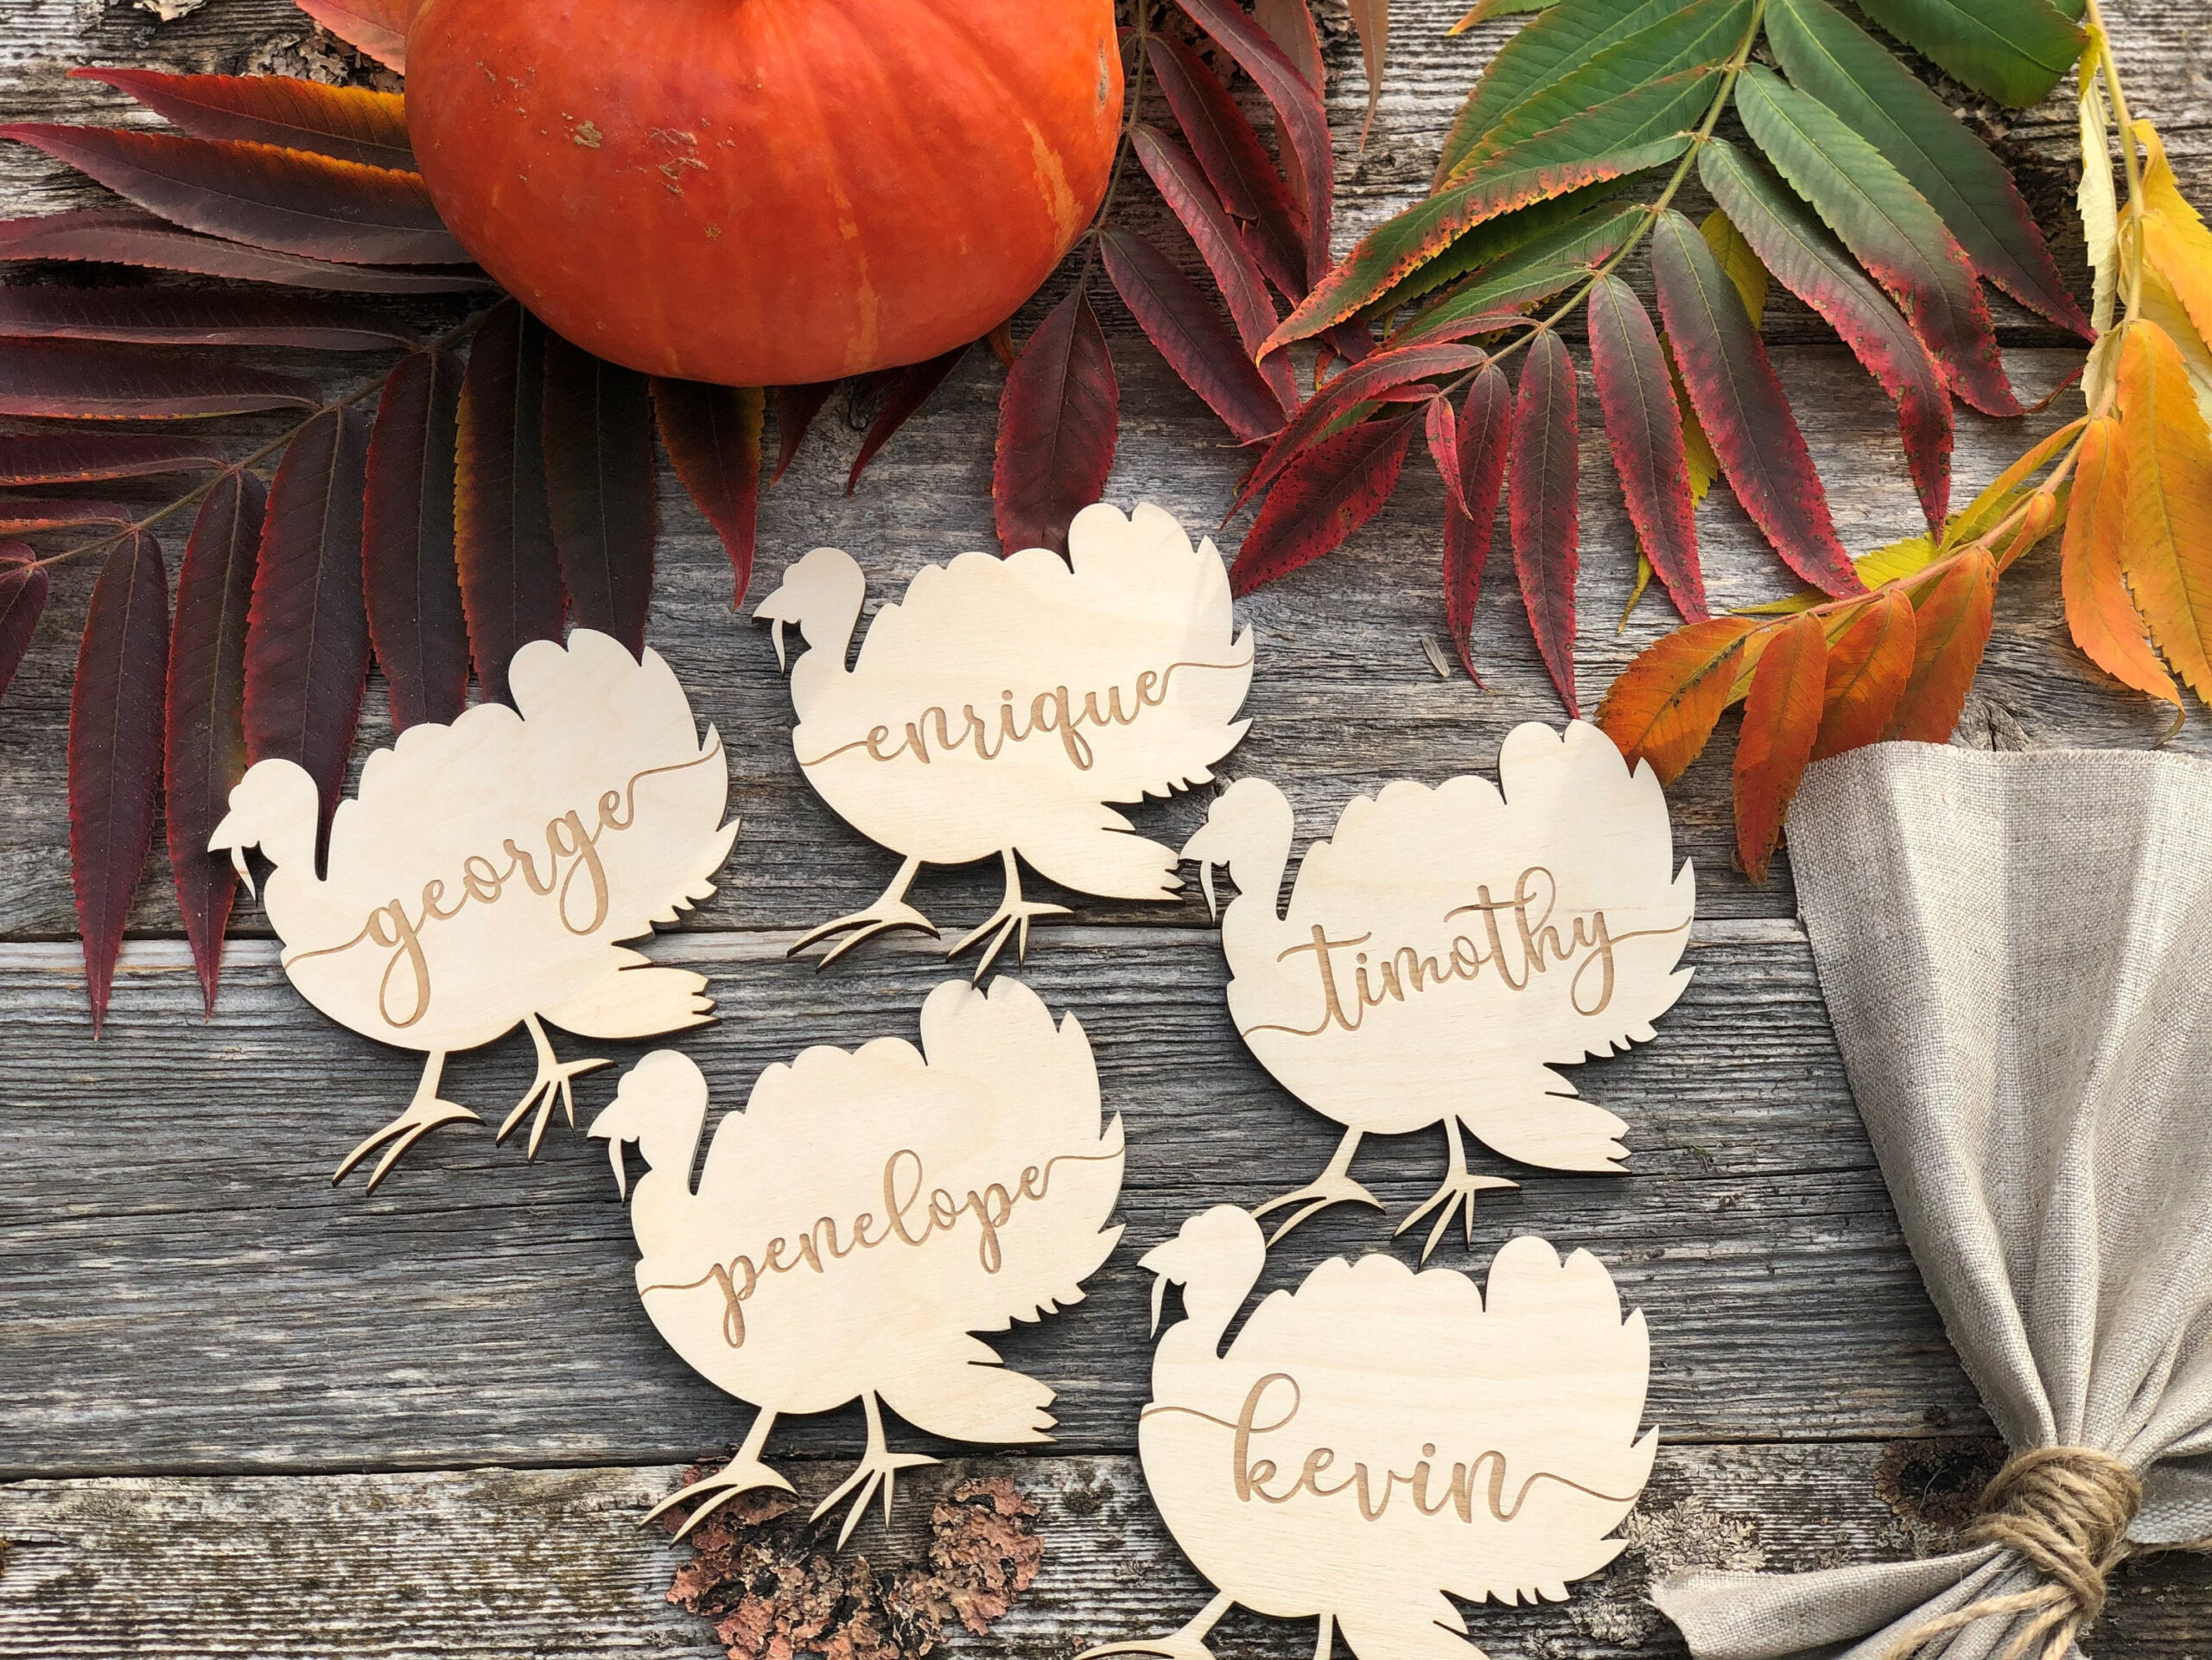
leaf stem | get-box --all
[27,306,490,575]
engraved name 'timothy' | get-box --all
[803,656,1250,773]
[1257,864,1687,1036]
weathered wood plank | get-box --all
[3,1444,2206,1660]
[0,925,1991,1475]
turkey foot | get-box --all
[810,1392,938,1547]
[495,1013,610,1158]
[333,1052,481,1192]
[1251,1131,1382,1244]
[645,1409,794,1542]
[1395,1120,1518,1262]
[947,850,1069,981]
[791,855,939,969]
[1077,1591,1236,1660]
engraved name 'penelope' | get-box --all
[1142,1373,1643,1523]
[1248,864,1688,1037]
[798,655,1251,773]
[287,747,723,1028]
[650,1145,1121,1350]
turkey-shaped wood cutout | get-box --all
[1184,722,1694,1257]
[1082,1207,1656,1660]
[755,500,1254,976]
[589,976,1125,1546]
[209,629,739,1190]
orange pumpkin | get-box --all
[404,0,1122,386]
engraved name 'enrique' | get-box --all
[1248,865,1688,1038]
[288,747,723,1029]
[799,655,1251,773]
[1143,1373,1642,1524]
[650,1144,1121,1350]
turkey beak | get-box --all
[1178,827,1221,921]
[207,811,256,899]
[231,845,256,899]
[770,618,788,672]
[752,585,793,672]
[1136,1240,1186,1337]
[584,1110,634,1199]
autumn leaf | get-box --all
[846,345,971,492]
[654,378,766,608]
[1232,410,1419,595]
[1443,365,1513,682]
[1886,548,1996,741]
[0,542,48,707]
[995,288,1118,558]
[1587,274,1706,620]
[454,300,563,706]
[73,68,414,171]
[2114,321,2212,703]
[363,347,469,730]
[2062,415,2180,709]
[1596,616,1761,783]
[1810,586,1916,759]
[0,207,492,291]
[542,334,657,654]
[1510,329,1582,715]
[1733,608,1827,881]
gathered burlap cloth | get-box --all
[1652,742,2212,1660]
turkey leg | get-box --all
[810,1391,938,1548]
[790,854,939,969]
[495,1012,610,1158]
[643,1407,794,1542]
[1251,1130,1382,1244]
[1077,1590,1236,1660]
[1395,1117,1519,1262]
[332,1051,480,1192]
[946,849,1070,981]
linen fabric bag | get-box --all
[1653,741,2212,1660]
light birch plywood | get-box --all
[1185,722,1694,1256]
[588,976,1127,1547]
[755,500,1255,976]
[208,628,740,1188]
[1083,1207,1657,1660]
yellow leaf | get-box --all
[2139,264,2212,429]
[2115,320,2212,703]
[1943,417,2088,548]
[2078,35,2119,339]
[1619,553,1656,629]
[1735,535,1940,615]
[1701,209,1769,327]
[1663,339,1720,502]
[2063,414,2181,709]
[2134,120,2212,353]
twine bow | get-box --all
[1884,1446,2209,1660]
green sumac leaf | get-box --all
[1439,0,1681,183]
[1446,0,1752,184]
[1853,0,2082,109]
[1272,120,1694,348]
[1736,66,2016,417]
[1765,0,2087,334]
[1393,205,1643,347]
[1364,182,1625,321]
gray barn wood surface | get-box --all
[2,0,2209,1656]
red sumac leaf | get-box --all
[1732,607,1827,882]
[292,0,410,72]
[1103,228,1286,443]
[455,300,563,705]
[1232,410,1417,595]
[1132,125,1300,413]
[165,470,263,1014]
[0,208,491,292]
[1587,273,1707,621]
[1444,364,1513,683]
[1510,329,1581,716]
[0,433,225,486]
[848,344,969,493]
[245,405,372,834]
[0,500,134,534]
[1651,208,1861,598]
[0,542,49,707]
[0,339,319,419]
[1425,393,1470,521]
[542,334,657,655]
[1174,0,1334,281]
[1597,615,1761,784]
[1886,549,1995,741]
[0,125,468,266]
[1244,341,1490,506]
[995,288,1119,558]
[1810,585,1915,760]
[72,68,414,171]
[1146,36,1309,301]
[654,378,765,609]
[0,285,410,350]
[364,347,469,730]
[69,530,168,1034]
[771,382,837,485]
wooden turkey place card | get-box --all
[1185,721,1694,1256]
[756,499,1255,976]
[1082,1210,1657,1660]
[589,976,1126,1547]
[210,629,740,1190]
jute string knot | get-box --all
[1884,1447,2143,1660]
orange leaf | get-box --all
[2116,322,2212,703]
[1594,615,1759,785]
[1992,488,2058,571]
[2136,124,2212,353]
[2063,415,2181,708]
[1811,586,1916,760]
[1886,548,1996,741]
[1733,609,1827,883]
